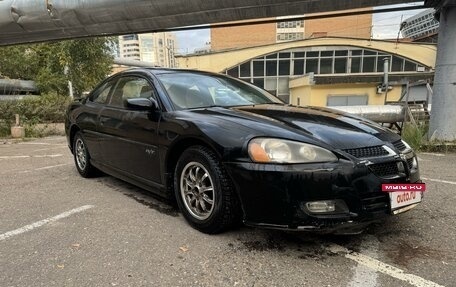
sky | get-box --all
[174,2,427,54]
[372,2,427,38]
[174,29,210,55]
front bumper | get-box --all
[224,156,421,233]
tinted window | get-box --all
[362,57,375,73]
[91,80,115,104]
[253,61,264,76]
[306,59,318,74]
[320,58,333,74]
[294,59,304,75]
[266,61,277,76]
[109,76,155,108]
[334,58,347,73]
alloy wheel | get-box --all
[180,162,215,220]
[75,138,87,171]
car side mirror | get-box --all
[126,98,159,111]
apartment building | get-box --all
[118,33,177,67]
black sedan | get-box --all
[65,68,422,234]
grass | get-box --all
[401,123,428,151]
[402,123,456,153]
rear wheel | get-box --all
[73,132,98,178]
[174,146,241,234]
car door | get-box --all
[79,78,116,162]
[97,74,162,184]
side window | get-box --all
[108,76,156,108]
[91,80,115,104]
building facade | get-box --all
[176,37,436,107]
[210,9,372,51]
[118,33,177,67]
[401,9,439,42]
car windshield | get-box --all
[156,72,283,110]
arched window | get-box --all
[224,46,429,99]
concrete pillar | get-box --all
[429,1,456,141]
[11,114,25,138]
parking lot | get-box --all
[0,136,455,287]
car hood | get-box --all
[189,104,400,150]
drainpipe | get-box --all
[383,57,389,105]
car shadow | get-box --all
[95,174,179,217]
[92,173,420,262]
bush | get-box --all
[401,123,428,151]
[0,93,71,138]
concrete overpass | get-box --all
[0,0,454,141]
[0,0,418,46]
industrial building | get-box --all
[177,37,436,107]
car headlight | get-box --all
[248,138,337,164]
[401,140,413,152]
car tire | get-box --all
[73,132,98,178]
[174,146,241,234]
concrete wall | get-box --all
[289,77,402,107]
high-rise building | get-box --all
[401,9,439,43]
[210,9,372,51]
[118,33,177,67]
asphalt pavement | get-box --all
[0,136,455,287]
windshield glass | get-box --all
[156,72,283,110]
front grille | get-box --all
[344,146,389,158]
[393,140,407,152]
[369,162,399,177]
[360,193,389,213]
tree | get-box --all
[0,37,114,97]
[0,45,39,80]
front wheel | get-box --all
[174,146,241,234]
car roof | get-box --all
[117,67,218,77]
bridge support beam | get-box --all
[429,0,456,141]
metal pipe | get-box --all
[383,57,389,104]
[0,79,38,94]
[331,105,405,123]
[0,0,421,46]
[383,57,389,88]
[113,58,158,68]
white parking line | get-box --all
[0,154,63,160]
[0,205,94,242]
[421,152,445,157]
[18,142,65,146]
[422,177,456,185]
[18,163,71,174]
[328,244,445,287]
[347,236,379,287]
[35,163,70,171]
[33,146,67,152]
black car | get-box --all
[65,68,422,234]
